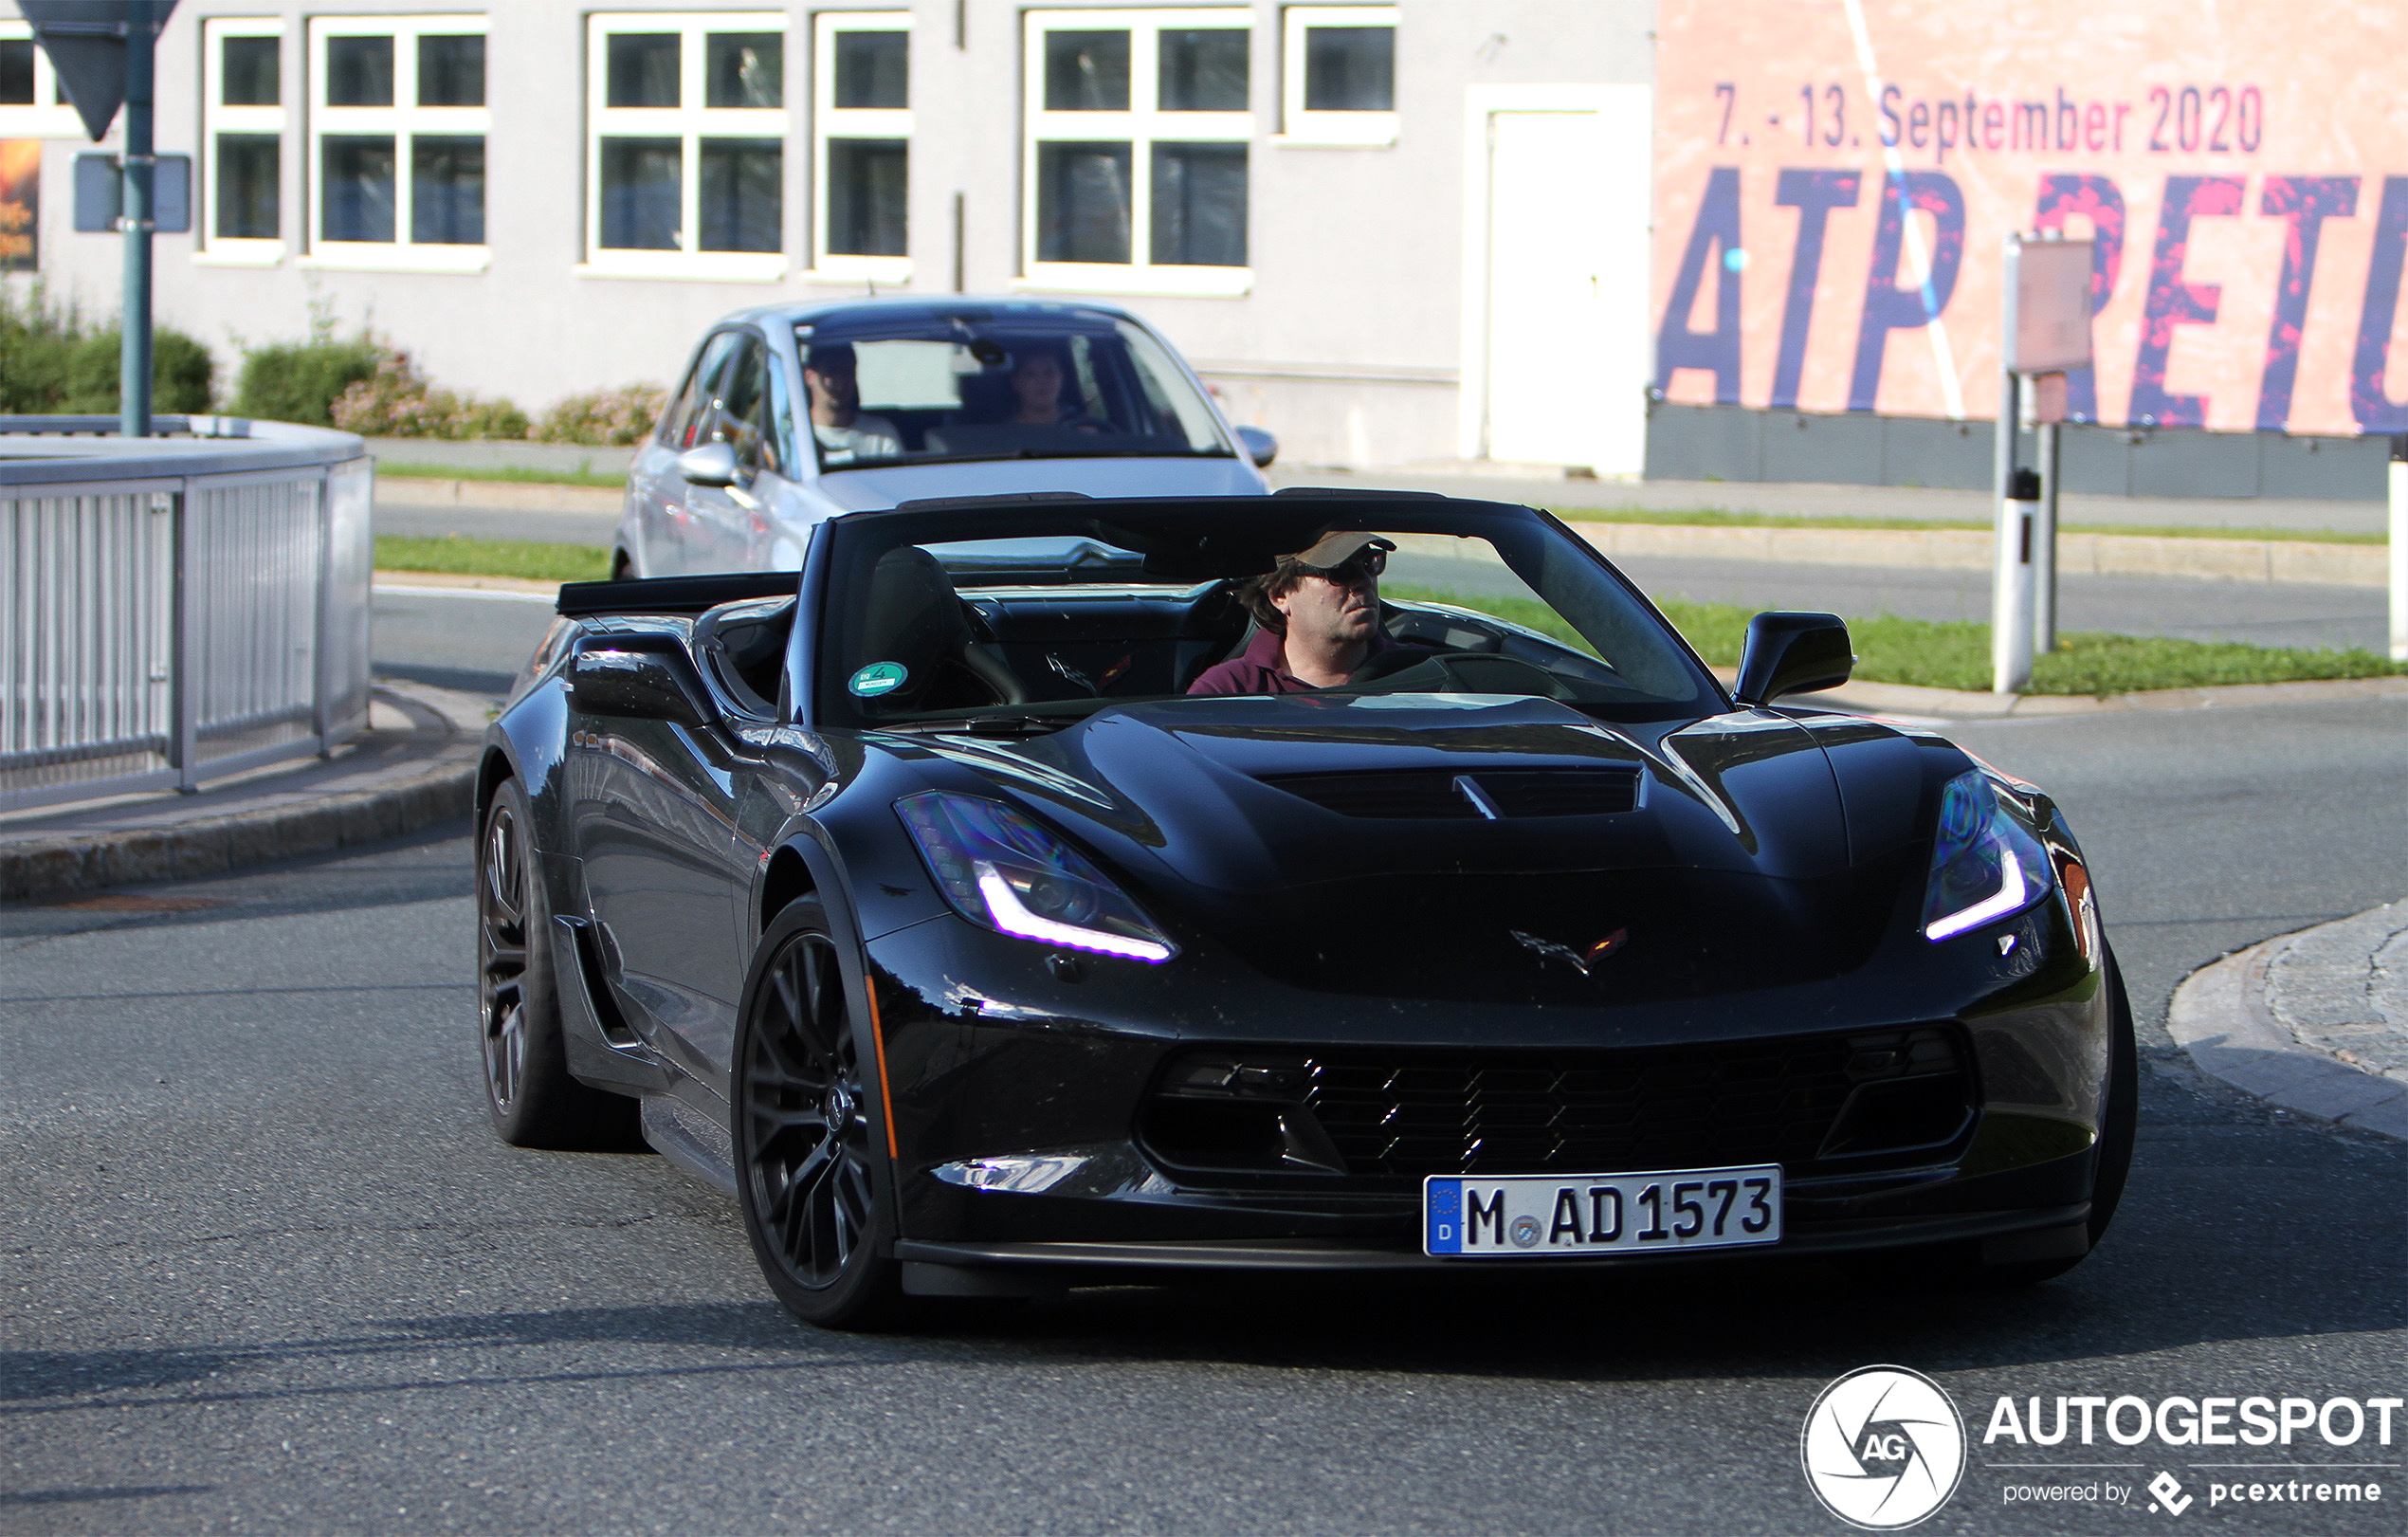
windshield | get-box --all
[796,319,1231,471]
[813,501,1722,728]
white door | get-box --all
[1473,90,1651,474]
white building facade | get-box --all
[0,0,1656,473]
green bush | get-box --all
[329,349,530,440]
[0,285,213,414]
[533,383,668,446]
[230,333,384,426]
[58,328,215,413]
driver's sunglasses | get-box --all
[1304,550,1386,585]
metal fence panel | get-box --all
[0,423,373,814]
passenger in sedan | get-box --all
[1189,533,1407,694]
[1008,345,1098,428]
[803,343,903,463]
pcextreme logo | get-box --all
[1801,1365,1969,1529]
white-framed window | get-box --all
[584,11,787,283]
[303,14,489,273]
[1021,8,1250,299]
[1279,6,1396,147]
[198,17,285,266]
[0,19,88,137]
[810,9,910,284]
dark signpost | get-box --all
[23,1,180,438]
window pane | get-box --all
[326,35,394,107]
[607,33,680,108]
[1044,31,1128,111]
[0,40,32,106]
[417,35,483,107]
[832,31,907,110]
[1035,141,1130,264]
[705,32,781,108]
[321,135,395,242]
[600,137,681,248]
[699,138,781,252]
[716,337,778,471]
[411,135,483,244]
[1158,29,1247,112]
[1150,143,1246,266]
[1304,26,1394,111]
[221,36,279,106]
[826,138,906,256]
[215,133,279,239]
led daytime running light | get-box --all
[1923,833,2028,941]
[974,862,1173,962]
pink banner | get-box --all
[1652,0,2408,436]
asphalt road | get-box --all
[4,647,2401,1532]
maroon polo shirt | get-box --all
[1187,625,1400,696]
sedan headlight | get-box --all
[897,792,1177,963]
[1923,770,2052,942]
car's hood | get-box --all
[861,693,1955,1004]
[810,453,1268,513]
[893,693,1861,893]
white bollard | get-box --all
[1993,467,2038,693]
[2391,436,2407,664]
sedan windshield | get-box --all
[796,318,1231,471]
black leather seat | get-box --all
[859,547,1028,708]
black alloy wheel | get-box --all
[734,901,901,1327]
[478,777,640,1148]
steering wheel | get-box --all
[1058,413,1117,433]
[1350,648,1578,702]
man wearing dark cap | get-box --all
[1188,532,1410,694]
[804,342,903,464]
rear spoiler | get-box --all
[556,571,799,617]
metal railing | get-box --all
[1,419,373,814]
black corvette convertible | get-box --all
[474,492,2132,1327]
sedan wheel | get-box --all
[477,777,640,1148]
[734,902,901,1327]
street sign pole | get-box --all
[2391,436,2407,663]
[119,19,153,439]
[1992,235,2029,694]
[24,1,178,438]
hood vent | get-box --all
[1260,766,1640,820]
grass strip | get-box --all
[375,534,610,583]
[1547,506,2382,544]
[376,463,628,489]
[1386,582,2401,696]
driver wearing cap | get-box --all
[1188,532,1410,695]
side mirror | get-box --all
[1732,612,1854,706]
[1235,425,1278,467]
[566,637,716,728]
[677,441,740,488]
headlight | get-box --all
[897,792,1177,963]
[1922,770,2052,942]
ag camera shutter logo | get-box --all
[1801,1365,1967,1528]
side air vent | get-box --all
[1261,767,1641,819]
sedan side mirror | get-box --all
[1235,425,1278,467]
[677,441,740,488]
[566,636,717,728]
[1732,612,1854,706]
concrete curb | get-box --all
[1566,520,2383,587]
[2167,921,2408,1143]
[0,681,486,904]
[375,477,625,514]
[1813,672,2408,719]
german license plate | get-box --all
[1423,1165,1781,1257]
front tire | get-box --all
[478,778,640,1148]
[733,902,903,1329]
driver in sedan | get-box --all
[1188,533,1411,694]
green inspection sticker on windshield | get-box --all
[849,661,908,698]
